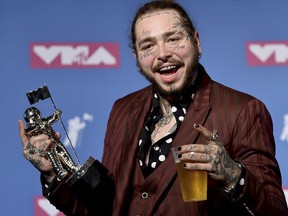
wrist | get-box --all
[225,162,242,188]
[42,172,56,184]
[223,162,246,201]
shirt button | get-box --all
[141,192,148,199]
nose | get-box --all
[157,43,172,62]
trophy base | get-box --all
[65,156,110,206]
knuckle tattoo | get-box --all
[188,145,195,151]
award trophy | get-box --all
[23,85,110,206]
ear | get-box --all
[132,49,138,59]
[133,50,136,58]
[194,31,202,55]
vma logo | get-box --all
[63,113,94,148]
[30,42,120,68]
[280,113,288,143]
[34,195,65,216]
[247,41,288,66]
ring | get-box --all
[188,152,195,159]
[211,129,220,142]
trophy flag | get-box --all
[26,85,51,105]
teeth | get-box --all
[159,65,176,72]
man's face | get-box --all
[134,9,201,100]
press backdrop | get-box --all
[1,0,287,215]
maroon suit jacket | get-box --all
[46,65,288,215]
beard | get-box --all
[137,44,200,102]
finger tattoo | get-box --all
[188,145,196,151]
[25,142,36,155]
[204,145,212,153]
[200,154,213,162]
[25,142,47,158]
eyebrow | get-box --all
[163,30,183,38]
[137,30,183,46]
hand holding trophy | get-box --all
[24,106,81,180]
[22,85,111,206]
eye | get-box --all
[168,37,180,43]
[141,43,153,51]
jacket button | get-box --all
[141,192,148,199]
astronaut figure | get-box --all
[23,107,79,179]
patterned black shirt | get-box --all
[137,91,194,178]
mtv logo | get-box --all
[30,42,120,68]
[284,188,288,205]
[246,41,288,66]
[34,195,65,216]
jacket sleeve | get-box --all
[41,99,127,216]
[231,98,288,215]
[41,159,115,216]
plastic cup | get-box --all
[171,147,207,202]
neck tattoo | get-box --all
[157,113,174,127]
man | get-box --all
[19,1,288,215]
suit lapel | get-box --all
[151,69,213,213]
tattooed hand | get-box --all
[18,119,56,183]
[177,123,241,188]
